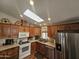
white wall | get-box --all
[0,11,19,24]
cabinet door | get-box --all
[55,50,63,59]
[48,47,55,59]
[45,45,55,59]
[36,42,46,55]
[34,27,41,35]
[52,25,58,38]
[58,25,65,31]
[11,25,19,38]
[0,24,2,39]
[70,23,79,30]
[2,24,11,38]
[48,26,52,38]
[0,50,6,59]
[31,42,36,54]
[19,26,25,32]
[24,27,29,32]
[29,27,35,37]
[0,47,19,59]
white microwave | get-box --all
[18,32,29,38]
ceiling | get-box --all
[0,0,79,26]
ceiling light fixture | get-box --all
[24,9,44,22]
[34,22,36,24]
[30,0,34,6]
[20,15,23,17]
[48,17,51,21]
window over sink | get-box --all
[41,32,48,39]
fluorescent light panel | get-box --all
[24,9,44,22]
[20,14,23,17]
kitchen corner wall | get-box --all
[0,11,19,24]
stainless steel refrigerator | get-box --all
[56,30,79,59]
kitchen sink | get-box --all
[38,39,48,43]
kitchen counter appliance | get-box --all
[56,30,79,59]
[4,39,14,45]
[18,32,31,59]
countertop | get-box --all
[0,40,55,52]
[29,40,56,48]
[0,44,19,52]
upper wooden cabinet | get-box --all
[2,24,11,38]
[19,26,29,32]
[58,23,79,31]
[24,26,29,32]
[0,24,19,38]
[48,23,79,39]
[34,27,41,35]
[29,27,41,37]
[29,27,35,37]
[11,24,19,38]
[0,23,41,39]
[52,25,58,38]
[57,24,65,31]
[19,26,25,32]
[69,23,79,30]
[48,26,52,38]
[48,25,57,38]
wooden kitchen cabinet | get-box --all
[24,26,29,32]
[48,25,58,38]
[36,42,46,55]
[19,26,25,32]
[2,24,11,38]
[52,25,58,38]
[11,24,19,38]
[48,26,53,38]
[29,27,35,37]
[31,42,37,54]
[0,46,19,59]
[70,23,79,30]
[0,23,19,38]
[57,24,65,31]
[29,26,41,37]
[34,27,41,36]
[45,45,55,59]
[0,24,3,39]
[19,26,29,32]
[36,42,55,59]
[55,49,63,59]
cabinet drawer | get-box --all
[6,47,18,56]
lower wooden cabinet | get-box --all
[31,42,37,54]
[55,49,63,59]
[36,42,55,59]
[45,45,55,59]
[0,46,19,59]
[36,42,46,55]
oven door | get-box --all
[19,43,31,59]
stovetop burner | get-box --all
[19,41,30,45]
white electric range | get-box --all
[18,32,31,59]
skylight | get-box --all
[24,9,44,22]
